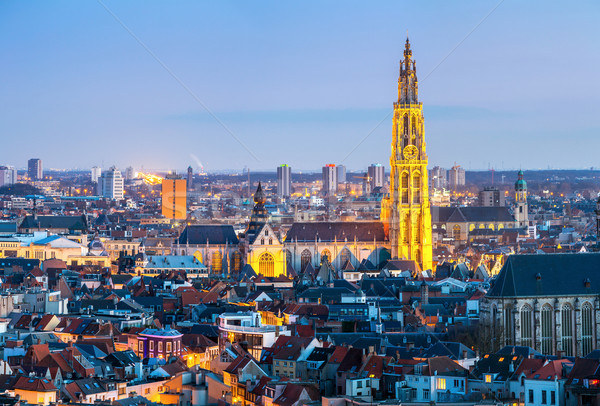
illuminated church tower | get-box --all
[382,38,433,271]
[514,170,528,227]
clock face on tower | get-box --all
[403,144,418,161]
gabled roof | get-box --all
[19,215,87,231]
[487,253,600,297]
[14,376,57,392]
[285,222,385,242]
[177,225,239,245]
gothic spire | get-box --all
[398,37,418,104]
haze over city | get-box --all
[1,1,599,172]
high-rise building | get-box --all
[322,164,337,196]
[515,170,528,227]
[187,166,193,190]
[162,175,187,220]
[91,166,102,183]
[368,164,385,191]
[430,166,447,190]
[27,159,42,180]
[336,165,347,183]
[99,167,124,200]
[125,166,134,181]
[277,164,291,198]
[381,38,432,271]
[479,186,505,207]
[448,165,466,190]
[0,166,17,187]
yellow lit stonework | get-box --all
[382,38,433,271]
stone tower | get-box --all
[515,170,528,227]
[382,38,433,271]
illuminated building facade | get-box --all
[322,164,337,196]
[242,183,287,278]
[136,328,183,360]
[99,167,124,200]
[381,38,433,271]
[161,177,187,220]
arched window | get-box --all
[582,303,594,356]
[211,251,222,274]
[453,225,461,239]
[504,305,514,345]
[520,305,533,348]
[403,213,410,243]
[401,172,409,204]
[232,251,242,273]
[411,115,417,137]
[541,304,553,355]
[403,114,409,135]
[338,248,351,268]
[300,249,311,271]
[321,249,331,263]
[285,249,292,268]
[193,250,203,264]
[258,252,275,277]
[561,304,573,356]
[412,173,421,204]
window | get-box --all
[149,341,154,351]
[437,378,446,390]
[529,389,534,403]
[422,389,429,400]
[321,249,331,263]
[357,381,362,389]
[541,304,553,355]
[505,305,514,345]
[211,251,222,273]
[521,305,533,347]
[542,390,547,404]
[159,342,163,352]
[338,248,351,268]
[485,375,491,383]
[269,238,272,245]
[138,341,144,352]
[582,303,593,356]
[412,173,421,204]
[551,390,556,405]
[562,304,573,356]
[258,252,275,277]
[261,239,265,245]
[167,342,172,353]
[401,172,409,204]
[300,249,311,271]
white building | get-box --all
[0,166,17,187]
[368,164,385,190]
[91,166,102,183]
[322,165,337,195]
[99,167,124,200]
[277,164,291,198]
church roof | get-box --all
[19,215,88,231]
[177,225,239,245]
[486,253,600,298]
[432,206,514,223]
[285,222,385,242]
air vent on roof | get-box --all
[535,273,542,281]
[584,278,591,288]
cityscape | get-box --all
[0,2,600,406]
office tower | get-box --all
[515,170,529,227]
[381,38,432,271]
[99,167,124,200]
[322,164,337,195]
[91,166,102,183]
[0,166,17,187]
[479,187,505,207]
[368,164,385,190]
[430,166,447,190]
[448,165,466,190]
[28,158,42,180]
[187,166,193,190]
[336,165,347,183]
[277,164,291,198]
[162,175,187,220]
[125,166,134,181]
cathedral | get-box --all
[382,38,433,271]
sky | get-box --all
[0,1,599,173]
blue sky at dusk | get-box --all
[0,1,598,173]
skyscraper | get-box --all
[381,38,432,271]
[0,166,17,187]
[277,164,291,198]
[368,164,385,190]
[91,166,102,183]
[187,166,193,190]
[27,159,42,180]
[99,167,124,200]
[336,165,347,183]
[162,175,187,220]
[448,165,466,190]
[430,166,447,190]
[322,164,337,196]
[125,166,134,181]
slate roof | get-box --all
[431,206,514,223]
[486,253,600,298]
[177,225,239,245]
[19,215,88,231]
[285,222,385,242]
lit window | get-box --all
[485,375,492,383]
[167,342,172,353]
[159,342,163,352]
[438,378,446,390]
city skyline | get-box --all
[1,1,599,172]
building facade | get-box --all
[481,253,600,357]
[448,165,465,190]
[479,187,506,207]
[0,166,17,187]
[515,170,529,227]
[368,164,385,190]
[28,158,42,180]
[322,165,337,196]
[161,177,187,220]
[91,166,102,183]
[277,164,291,198]
[381,38,433,271]
[430,166,447,190]
[99,167,124,200]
